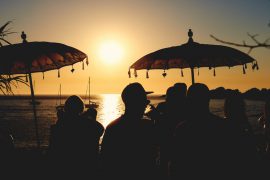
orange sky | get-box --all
[1,0,270,94]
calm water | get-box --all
[0,94,265,148]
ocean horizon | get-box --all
[0,94,265,148]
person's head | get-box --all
[173,82,187,97]
[64,95,85,115]
[85,107,97,120]
[224,91,246,120]
[187,83,210,114]
[165,86,176,103]
[121,82,150,117]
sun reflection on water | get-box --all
[97,94,124,128]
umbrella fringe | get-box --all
[82,61,84,70]
[181,69,184,77]
[86,57,89,65]
[128,69,131,78]
[198,68,200,76]
[134,69,138,78]
[71,65,75,73]
[243,65,246,74]
[58,69,60,78]
[213,68,216,76]
[146,70,149,79]
[42,72,44,80]
[162,70,167,77]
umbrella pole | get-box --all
[28,72,41,149]
[191,68,195,84]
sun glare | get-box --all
[99,41,123,64]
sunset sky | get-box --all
[1,0,270,95]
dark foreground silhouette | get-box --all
[1,83,270,179]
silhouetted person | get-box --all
[258,98,270,154]
[48,95,104,178]
[224,92,259,175]
[101,83,157,179]
[154,83,187,179]
[171,83,232,179]
[258,98,270,171]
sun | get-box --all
[99,41,123,64]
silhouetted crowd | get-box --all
[1,82,270,179]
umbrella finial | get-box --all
[21,31,27,43]
[188,29,193,43]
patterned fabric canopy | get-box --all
[129,29,258,80]
[0,41,88,75]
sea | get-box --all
[0,94,266,148]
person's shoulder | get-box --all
[106,116,123,130]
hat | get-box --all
[121,83,152,104]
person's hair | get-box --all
[224,91,246,120]
[173,82,187,97]
[121,82,148,107]
[64,95,85,115]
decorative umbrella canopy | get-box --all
[0,32,88,148]
[129,29,258,84]
[0,34,88,75]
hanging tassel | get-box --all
[213,68,216,77]
[42,72,45,80]
[86,57,89,65]
[181,69,184,77]
[146,70,149,79]
[58,69,60,78]
[244,63,247,69]
[134,69,138,78]
[128,69,131,78]
[71,65,75,73]
[256,61,259,70]
[243,65,246,74]
[252,62,256,70]
[197,68,200,76]
[162,70,167,77]
[82,61,84,70]
[25,74,28,82]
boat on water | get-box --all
[55,77,98,111]
[56,84,64,111]
[84,77,98,109]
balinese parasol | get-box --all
[129,29,259,84]
[0,32,88,148]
